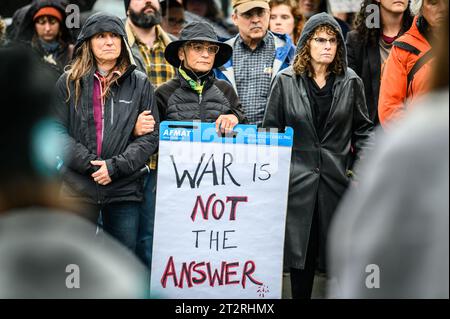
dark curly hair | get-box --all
[293,24,345,77]
[353,0,413,45]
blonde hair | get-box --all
[410,0,423,15]
[65,39,130,108]
[0,17,6,44]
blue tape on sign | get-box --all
[159,121,294,147]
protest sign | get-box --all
[150,122,293,299]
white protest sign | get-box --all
[329,0,363,12]
[150,122,293,299]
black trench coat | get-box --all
[263,66,373,269]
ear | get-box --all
[178,47,185,61]
[231,12,239,27]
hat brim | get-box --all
[235,1,270,13]
[165,38,233,69]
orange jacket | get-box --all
[379,16,433,128]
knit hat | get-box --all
[33,6,63,22]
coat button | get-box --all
[314,168,320,174]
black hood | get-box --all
[296,12,347,69]
[16,0,73,44]
[73,12,136,66]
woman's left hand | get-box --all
[91,160,112,186]
[215,114,239,134]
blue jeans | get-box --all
[102,201,140,253]
[136,169,157,270]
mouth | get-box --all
[143,6,155,14]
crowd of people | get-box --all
[0,0,448,299]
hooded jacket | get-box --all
[378,16,433,128]
[54,12,159,205]
[14,0,74,75]
[263,13,373,269]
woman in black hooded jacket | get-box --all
[54,12,159,253]
[263,13,373,299]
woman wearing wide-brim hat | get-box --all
[136,21,246,134]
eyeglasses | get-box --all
[238,8,268,19]
[168,18,186,27]
[312,37,338,46]
[186,42,220,55]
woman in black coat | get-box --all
[262,13,373,299]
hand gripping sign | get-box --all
[150,122,293,299]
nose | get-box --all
[44,22,51,32]
[105,35,114,45]
[250,14,260,23]
[201,49,210,58]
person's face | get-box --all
[128,0,162,28]
[178,41,218,73]
[232,7,270,44]
[377,0,409,14]
[34,16,60,43]
[186,0,208,17]
[90,32,122,63]
[422,0,448,29]
[309,30,338,67]
[270,4,295,37]
[129,0,160,14]
[162,7,185,37]
[298,0,320,18]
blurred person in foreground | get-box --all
[0,48,147,299]
[328,17,449,299]
[378,0,448,128]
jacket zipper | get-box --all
[111,98,114,125]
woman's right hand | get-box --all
[134,110,155,137]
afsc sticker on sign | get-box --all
[150,122,293,299]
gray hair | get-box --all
[410,0,423,16]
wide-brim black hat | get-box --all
[164,22,232,68]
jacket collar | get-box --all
[126,20,172,48]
